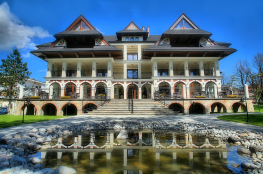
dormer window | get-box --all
[175,19,193,29]
[72,21,90,30]
[135,37,139,41]
[131,37,134,41]
[126,37,129,41]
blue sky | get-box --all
[0,0,262,82]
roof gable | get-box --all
[169,13,199,29]
[124,21,141,30]
[66,15,96,31]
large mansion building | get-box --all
[31,13,236,101]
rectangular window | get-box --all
[127,69,138,79]
[126,37,129,41]
[127,54,138,60]
[158,69,169,76]
[135,37,139,41]
[97,69,107,77]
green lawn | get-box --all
[218,114,263,127]
[254,104,263,112]
[0,115,65,129]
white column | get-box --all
[214,84,218,98]
[62,61,67,77]
[110,131,114,147]
[49,85,53,99]
[214,60,220,76]
[107,60,112,77]
[138,63,141,79]
[19,86,24,99]
[123,149,127,166]
[183,85,186,99]
[139,82,142,99]
[184,60,189,76]
[78,135,82,146]
[123,63,127,79]
[169,60,173,76]
[111,85,114,99]
[77,61,81,77]
[138,44,141,60]
[46,61,52,77]
[92,60,96,77]
[80,85,83,99]
[124,82,127,99]
[61,87,64,97]
[245,84,249,98]
[153,60,158,76]
[186,86,190,99]
[199,60,204,76]
[124,45,127,60]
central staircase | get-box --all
[87,99,177,115]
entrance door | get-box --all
[142,84,151,99]
[127,84,138,99]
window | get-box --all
[130,37,134,41]
[97,69,107,77]
[127,69,138,79]
[135,37,139,41]
[126,37,129,41]
[175,19,193,29]
[72,21,90,30]
[127,54,138,60]
[158,69,169,76]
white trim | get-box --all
[94,81,108,88]
[48,81,62,88]
[188,80,202,87]
[78,81,92,87]
[64,81,78,87]
[172,80,187,87]
[157,80,171,87]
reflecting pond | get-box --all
[39,131,251,174]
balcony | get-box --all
[66,70,77,77]
[173,69,185,76]
[189,69,200,76]
[204,69,214,76]
[51,70,61,77]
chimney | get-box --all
[147,26,150,37]
[142,26,145,31]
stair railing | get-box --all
[128,91,134,114]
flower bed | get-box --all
[30,96,40,99]
[227,95,238,98]
[195,96,206,98]
[61,96,71,99]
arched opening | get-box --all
[42,103,57,115]
[168,103,184,113]
[22,104,36,115]
[50,83,61,99]
[211,102,227,113]
[95,82,107,99]
[127,84,138,99]
[82,83,92,99]
[174,82,184,98]
[82,103,98,113]
[189,103,205,114]
[128,132,139,144]
[65,83,77,98]
[94,132,107,147]
[232,103,246,113]
[114,84,124,99]
[141,84,151,99]
[62,103,77,116]
[190,82,202,98]
[205,82,216,98]
[158,82,171,98]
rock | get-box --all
[259,169,263,174]
[31,128,38,132]
[249,145,263,153]
[13,134,21,139]
[36,168,55,174]
[54,166,76,174]
[240,133,248,137]
[9,155,27,167]
[237,148,251,155]
[241,163,260,170]
[17,142,29,150]
[30,157,41,164]
[231,163,240,168]
[39,128,46,133]
[0,157,9,167]
[28,133,42,139]
[63,130,70,135]
[0,138,7,144]
[228,136,239,143]
[116,130,128,139]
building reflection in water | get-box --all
[40,131,230,173]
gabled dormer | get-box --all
[53,15,105,48]
[160,13,212,47]
[116,21,149,41]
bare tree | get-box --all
[252,53,263,87]
[235,59,252,91]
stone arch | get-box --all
[172,80,187,87]
[126,82,139,89]
[210,102,227,113]
[60,102,78,116]
[20,102,38,115]
[48,81,62,88]
[127,83,139,99]
[188,80,202,88]
[114,83,124,99]
[94,81,108,88]
[113,83,125,88]
[141,83,152,99]
[64,82,77,97]
[41,102,58,115]
[189,102,206,114]
[157,80,171,87]
[78,81,92,87]
[82,102,99,110]
[64,81,78,87]
[231,102,247,113]
[49,82,61,99]
[167,102,184,113]
[204,80,218,87]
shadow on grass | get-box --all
[218,114,263,127]
[0,115,66,129]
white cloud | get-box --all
[22,52,31,58]
[96,28,104,34]
[0,2,51,51]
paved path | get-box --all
[0,113,263,138]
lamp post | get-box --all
[240,97,249,122]
[66,101,71,116]
[22,98,30,123]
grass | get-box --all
[0,115,66,129]
[254,104,263,112]
[218,114,263,127]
